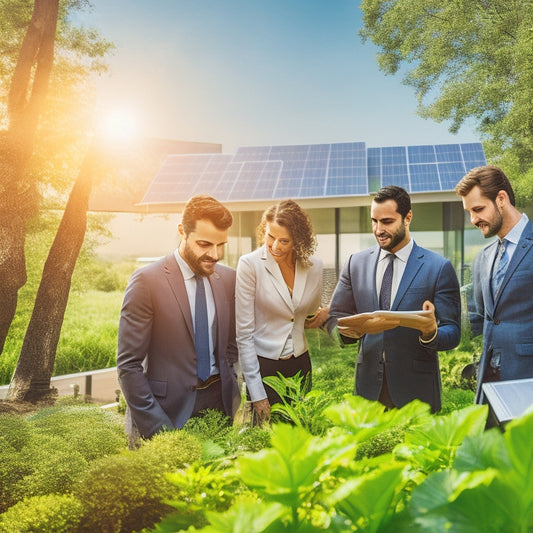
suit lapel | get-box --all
[262,246,294,310]
[208,270,226,356]
[494,224,533,307]
[163,254,194,341]
[291,261,308,310]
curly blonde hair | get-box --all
[256,199,316,267]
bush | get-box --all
[0,414,32,451]
[0,493,83,533]
[75,430,203,533]
[10,435,88,505]
[27,403,127,461]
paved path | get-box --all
[0,367,120,403]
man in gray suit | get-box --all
[117,195,240,441]
[456,166,533,403]
[329,186,461,412]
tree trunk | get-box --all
[0,0,59,355]
[7,147,95,402]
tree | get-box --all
[359,0,533,176]
[0,0,113,401]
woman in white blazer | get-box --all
[236,200,329,424]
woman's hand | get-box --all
[253,398,271,426]
[304,306,330,329]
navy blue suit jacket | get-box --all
[470,220,533,402]
[117,254,240,439]
[330,242,461,412]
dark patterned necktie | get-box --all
[492,239,509,296]
[379,254,395,310]
[195,275,210,381]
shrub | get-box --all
[0,494,83,533]
[355,425,407,460]
[0,446,31,513]
[10,434,88,505]
[0,414,32,451]
[75,430,203,533]
[27,404,127,461]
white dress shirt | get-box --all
[174,249,218,377]
[376,239,414,307]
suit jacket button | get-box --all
[494,319,500,325]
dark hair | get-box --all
[256,199,316,266]
[181,195,233,235]
[373,185,412,218]
[455,165,515,206]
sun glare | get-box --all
[99,109,138,141]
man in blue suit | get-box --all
[329,186,461,412]
[456,165,533,403]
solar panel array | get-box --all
[141,141,486,204]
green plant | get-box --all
[263,372,333,435]
[27,403,127,461]
[75,429,203,533]
[154,462,247,532]
[10,434,88,506]
[397,409,533,532]
[0,493,83,533]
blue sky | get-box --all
[81,0,481,153]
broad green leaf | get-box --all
[408,469,514,533]
[236,424,349,509]
[324,395,430,443]
[452,429,509,472]
[202,500,287,532]
[395,404,487,472]
[327,463,406,533]
[502,409,533,524]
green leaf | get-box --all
[236,424,350,510]
[502,409,533,523]
[327,463,406,533]
[202,500,287,533]
[452,429,509,472]
[408,469,513,533]
[395,404,488,472]
[324,396,430,444]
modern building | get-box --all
[137,140,488,288]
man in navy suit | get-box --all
[456,165,533,403]
[329,186,461,412]
[117,195,240,442]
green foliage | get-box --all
[402,409,533,532]
[155,462,248,532]
[359,0,533,171]
[75,430,203,533]
[263,372,333,435]
[27,403,127,461]
[0,493,83,533]
[355,425,407,459]
[183,408,271,457]
[395,404,489,473]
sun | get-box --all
[99,109,137,141]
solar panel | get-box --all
[140,141,486,204]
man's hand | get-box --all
[338,314,400,337]
[253,398,271,426]
[418,300,438,340]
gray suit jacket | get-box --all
[470,220,533,402]
[117,254,240,438]
[330,242,461,412]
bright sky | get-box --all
[80,0,481,153]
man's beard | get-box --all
[378,223,406,252]
[181,242,218,277]
[481,204,503,238]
